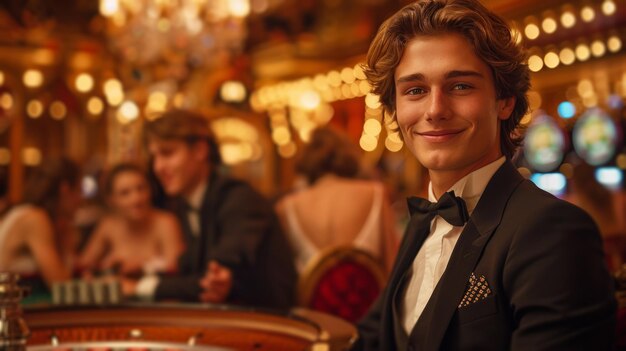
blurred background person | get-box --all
[78,163,184,276]
[130,109,296,309]
[275,126,399,274]
[0,157,81,296]
[568,161,626,272]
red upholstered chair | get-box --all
[297,246,387,323]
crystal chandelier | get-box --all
[98,0,250,69]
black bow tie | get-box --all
[407,191,470,226]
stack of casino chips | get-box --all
[52,278,122,305]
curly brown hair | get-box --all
[364,0,530,158]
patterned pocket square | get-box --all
[458,272,492,308]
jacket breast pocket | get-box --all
[456,294,499,325]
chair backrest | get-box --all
[297,246,386,323]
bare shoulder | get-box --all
[9,206,54,244]
[15,206,52,231]
[17,205,47,218]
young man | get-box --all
[353,0,616,350]
[132,109,296,309]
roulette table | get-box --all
[22,304,357,351]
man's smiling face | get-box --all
[394,33,515,184]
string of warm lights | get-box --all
[526,33,624,72]
[510,0,624,73]
[513,0,618,43]
[250,64,404,156]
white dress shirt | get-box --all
[402,157,505,333]
[185,180,208,237]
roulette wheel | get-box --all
[23,304,356,351]
[2,273,356,351]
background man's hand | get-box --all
[199,260,233,303]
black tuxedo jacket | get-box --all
[155,172,297,309]
[354,161,616,350]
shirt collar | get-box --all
[184,179,208,211]
[428,156,505,214]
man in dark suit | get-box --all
[129,109,296,309]
[353,0,616,349]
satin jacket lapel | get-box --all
[410,161,524,351]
